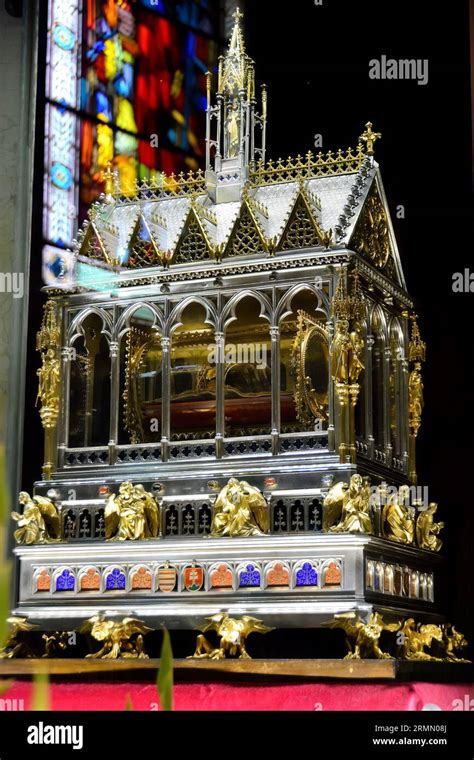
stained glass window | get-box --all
[43,0,222,273]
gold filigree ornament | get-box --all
[351,186,390,269]
[290,310,329,427]
[189,614,273,660]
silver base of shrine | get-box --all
[14,534,443,630]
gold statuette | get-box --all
[382,485,415,545]
[78,615,153,659]
[36,299,61,480]
[324,612,400,660]
[12,491,60,545]
[105,482,160,541]
[324,474,374,535]
[189,614,273,660]
[210,478,269,538]
[416,503,444,552]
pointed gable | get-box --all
[278,191,328,252]
[129,214,161,268]
[349,176,405,286]
[224,199,268,258]
[174,205,214,265]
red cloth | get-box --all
[3,681,472,712]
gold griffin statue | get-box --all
[210,478,269,537]
[78,614,152,659]
[189,614,273,660]
[324,612,400,660]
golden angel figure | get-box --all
[12,491,60,545]
[105,482,160,541]
[210,478,269,537]
[416,503,444,552]
[382,485,415,544]
[325,474,374,535]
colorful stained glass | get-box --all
[106,567,126,590]
[239,564,260,587]
[295,562,318,587]
[55,568,75,591]
[43,0,221,281]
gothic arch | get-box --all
[220,290,272,332]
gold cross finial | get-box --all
[360,121,382,155]
[233,7,243,22]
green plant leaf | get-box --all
[156,628,173,711]
[0,679,13,696]
[0,445,12,646]
[0,560,11,646]
[31,672,51,711]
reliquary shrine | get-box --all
[13,11,446,638]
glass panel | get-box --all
[119,308,162,444]
[389,324,404,456]
[224,297,271,437]
[170,303,215,440]
[280,290,328,433]
[68,312,111,447]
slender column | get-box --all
[270,326,280,455]
[216,93,223,163]
[108,340,119,464]
[326,318,335,451]
[205,71,212,171]
[59,346,73,466]
[239,91,245,164]
[384,345,393,466]
[400,356,409,474]
[365,334,374,457]
[215,331,225,458]
[161,336,171,462]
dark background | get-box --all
[245,0,474,637]
[23,0,473,641]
